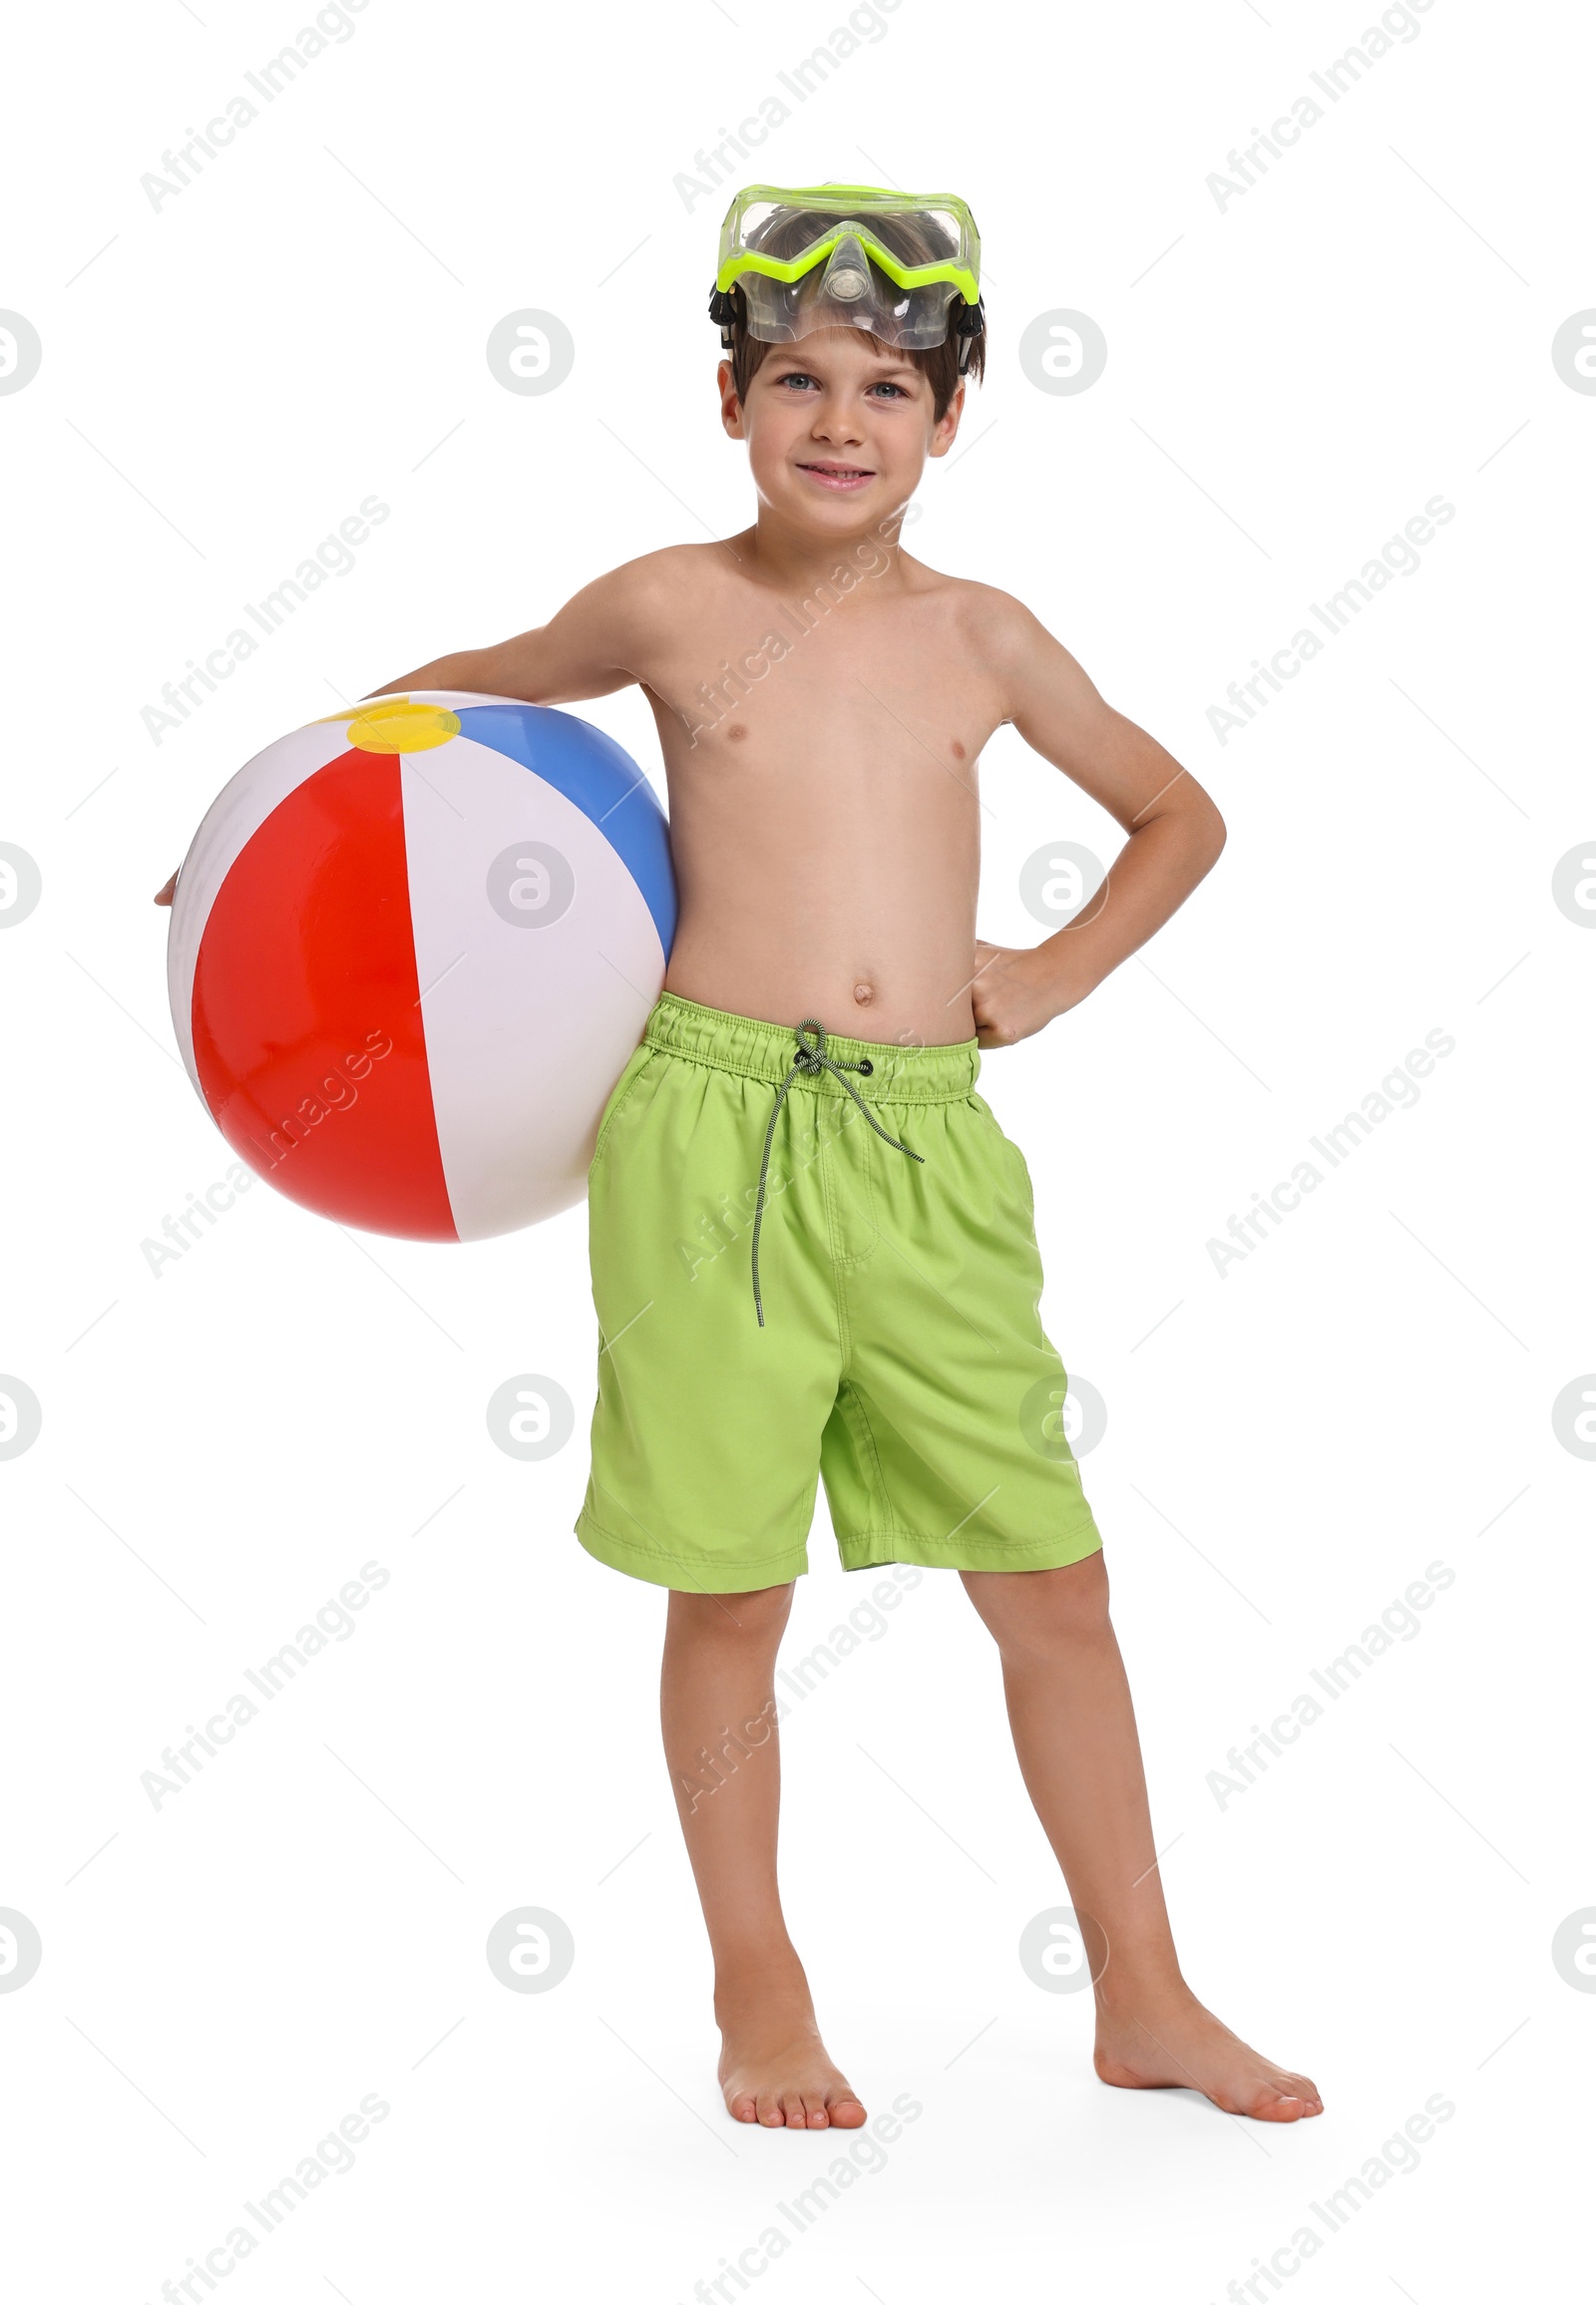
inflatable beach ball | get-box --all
[167,692,675,1241]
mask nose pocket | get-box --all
[819,233,873,303]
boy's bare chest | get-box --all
[647,587,1001,785]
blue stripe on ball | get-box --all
[456,704,676,956]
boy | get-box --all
[159,186,1320,2130]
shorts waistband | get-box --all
[642,992,981,1102]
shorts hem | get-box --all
[834,1520,1104,1576]
[575,1508,811,1595]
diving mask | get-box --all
[709,183,985,370]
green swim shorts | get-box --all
[574,993,1103,1594]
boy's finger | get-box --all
[154,870,179,906]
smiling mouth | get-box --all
[796,461,876,489]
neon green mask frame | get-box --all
[714,183,982,309]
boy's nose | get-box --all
[810,403,865,447]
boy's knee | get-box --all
[969,1551,1112,1653]
[668,1581,795,1644]
[1040,1552,1112,1635]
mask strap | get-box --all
[708,286,738,351]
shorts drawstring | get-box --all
[750,1019,924,1327]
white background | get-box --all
[1,0,1590,2296]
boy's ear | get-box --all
[928,377,967,460]
[718,358,747,440]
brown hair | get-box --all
[722,201,985,420]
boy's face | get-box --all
[720,328,964,537]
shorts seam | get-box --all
[821,1121,866,1275]
[590,1048,657,1169]
[836,1524,1103,1560]
[832,1382,905,1540]
[858,1118,882,1269]
[577,1505,808,1577]
[972,1094,1036,1217]
[826,1154,854,1361]
[579,1512,793,1567]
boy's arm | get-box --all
[368,559,661,703]
[970,592,1226,1045]
[154,560,668,901]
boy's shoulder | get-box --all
[902,563,1051,657]
[581,542,744,632]
[624,541,729,578]
[614,542,744,592]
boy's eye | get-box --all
[770,371,910,398]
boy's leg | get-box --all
[962,1552,1323,2121]
[661,1584,866,2131]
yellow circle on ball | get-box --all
[338,698,461,753]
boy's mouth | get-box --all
[795,460,876,492]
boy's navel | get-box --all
[853,980,873,1006]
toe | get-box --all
[727,2091,758,2124]
[805,2097,831,2129]
[1264,2070,1323,2117]
[829,2093,868,2128]
[779,2091,807,2128]
[756,2092,785,2127]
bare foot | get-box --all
[1095,1988,1323,2122]
[716,1974,867,2130]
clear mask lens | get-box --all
[740,249,959,349]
